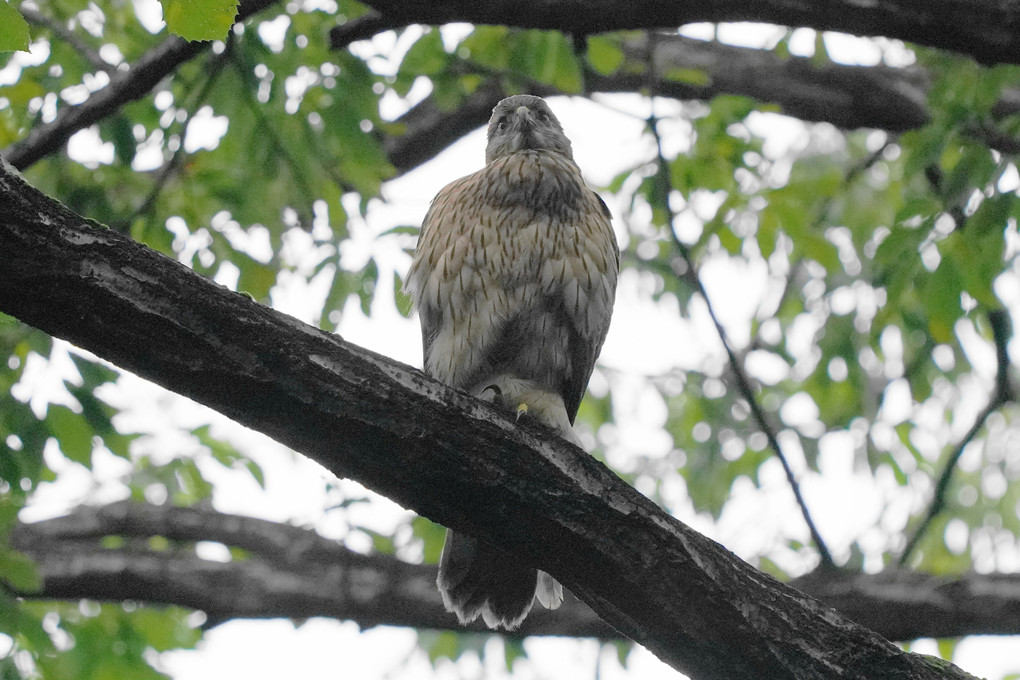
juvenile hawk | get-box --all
[406,94,619,630]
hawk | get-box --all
[406,94,619,630]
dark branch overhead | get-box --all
[356,0,1020,66]
[0,161,972,679]
[6,1,1020,175]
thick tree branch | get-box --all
[358,0,1020,66]
[789,569,1020,642]
[10,502,613,638]
[0,155,974,679]
[384,33,1020,177]
[12,502,1020,643]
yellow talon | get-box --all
[516,402,528,421]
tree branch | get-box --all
[13,502,1020,642]
[789,568,1020,642]
[0,150,973,679]
[358,0,1020,66]
[329,10,404,50]
[10,502,613,638]
[899,309,1015,565]
[19,7,117,75]
[646,108,834,568]
[381,33,1020,178]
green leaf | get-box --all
[925,256,963,343]
[663,67,710,86]
[936,637,958,661]
[411,516,445,564]
[511,31,583,93]
[128,607,202,652]
[423,630,459,665]
[586,36,624,75]
[0,2,30,53]
[46,405,95,467]
[394,271,413,318]
[398,29,448,78]
[943,227,1004,308]
[236,256,277,301]
[504,638,526,671]
[0,549,41,591]
[0,595,53,654]
[162,0,238,42]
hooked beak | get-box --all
[514,105,536,131]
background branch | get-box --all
[19,7,116,75]
[899,309,1015,565]
[13,502,1020,642]
[647,111,835,568]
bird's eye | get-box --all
[496,118,509,132]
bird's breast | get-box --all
[479,151,586,217]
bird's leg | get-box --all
[515,402,528,421]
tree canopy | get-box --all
[1,1,1020,679]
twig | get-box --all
[898,308,1014,565]
[646,106,835,568]
[19,6,116,74]
[3,0,280,171]
[328,10,403,50]
[111,50,232,233]
[227,53,350,216]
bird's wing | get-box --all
[559,190,618,422]
[406,170,489,387]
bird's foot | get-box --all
[515,402,528,421]
[480,384,502,403]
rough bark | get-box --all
[12,502,1020,644]
[0,148,976,680]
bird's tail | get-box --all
[437,531,539,629]
[436,376,571,629]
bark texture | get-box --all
[0,156,977,680]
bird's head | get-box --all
[485,95,573,163]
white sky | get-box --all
[5,12,1020,680]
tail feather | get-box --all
[437,530,537,630]
[535,570,563,610]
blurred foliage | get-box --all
[1,0,1020,677]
